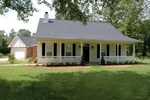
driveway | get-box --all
[0,58,8,62]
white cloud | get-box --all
[0,0,55,34]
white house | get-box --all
[32,12,139,64]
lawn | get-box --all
[0,59,150,100]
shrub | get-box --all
[128,61,134,64]
[0,53,3,57]
[65,62,71,66]
[80,55,86,66]
[28,57,37,64]
[100,56,105,65]
[106,61,113,65]
[8,54,15,64]
[119,62,124,65]
[72,62,78,66]
[124,61,129,64]
[113,61,117,65]
[50,62,57,66]
[58,62,64,66]
[42,63,48,67]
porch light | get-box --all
[92,46,94,49]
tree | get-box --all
[8,29,17,44]
[0,30,10,54]
[0,0,131,23]
[17,29,31,37]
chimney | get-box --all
[44,12,49,23]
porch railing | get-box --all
[104,56,134,62]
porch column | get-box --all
[100,42,102,62]
[125,44,127,56]
[80,42,83,56]
[117,43,119,64]
[60,42,62,62]
[133,44,135,63]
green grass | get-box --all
[0,59,28,65]
[0,58,150,100]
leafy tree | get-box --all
[8,29,17,44]
[0,30,10,54]
[0,0,129,23]
[17,29,31,37]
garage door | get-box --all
[13,48,25,59]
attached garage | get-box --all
[9,36,37,59]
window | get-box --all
[46,43,53,56]
[65,43,72,56]
[97,44,100,58]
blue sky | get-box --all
[0,0,55,34]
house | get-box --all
[32,12,139,64]
[9,36,37,59]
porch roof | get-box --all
[33,19,139,43]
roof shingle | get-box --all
[33,19,138,42]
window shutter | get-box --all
[61,43,65,56]
[54,43,57,56]
[119,45,121,56]
[42,43,45,56]
[107,44,110,56]
[116,45,117,56]
[73,44,76,56]
[97,44,100,58]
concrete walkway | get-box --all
[0,58,8,62]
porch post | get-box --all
[81,42,83,56]
[125,44,127,56]
[133,44,135,63]
[117,43,119,64]
[100,42,102,62]
[60,42,62,62]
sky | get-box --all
[0,0,55,34]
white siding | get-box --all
[12,38,26,47]
[36,40,131,64]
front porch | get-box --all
[37,40,135,64]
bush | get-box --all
[42,63,48,67]
[65,62,71,66]
[80,55,86,66]
[0,53,3,57]
[71,62,78,66]
[119,62,124,65]
[106,61,113,65]
[8,54,15,64]
[58,62,64,66]
[124,61,129,64]
[50,62,57,66]
[100,56,105,65]
[128,61,134,64]
[28,57,37,64]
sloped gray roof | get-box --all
[18,36,37,46]
[33,18,139,42]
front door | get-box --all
[83,44,90,62]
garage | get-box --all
[9,36,37,59]
[13,48,25,59]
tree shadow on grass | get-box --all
[1,71,150,100]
